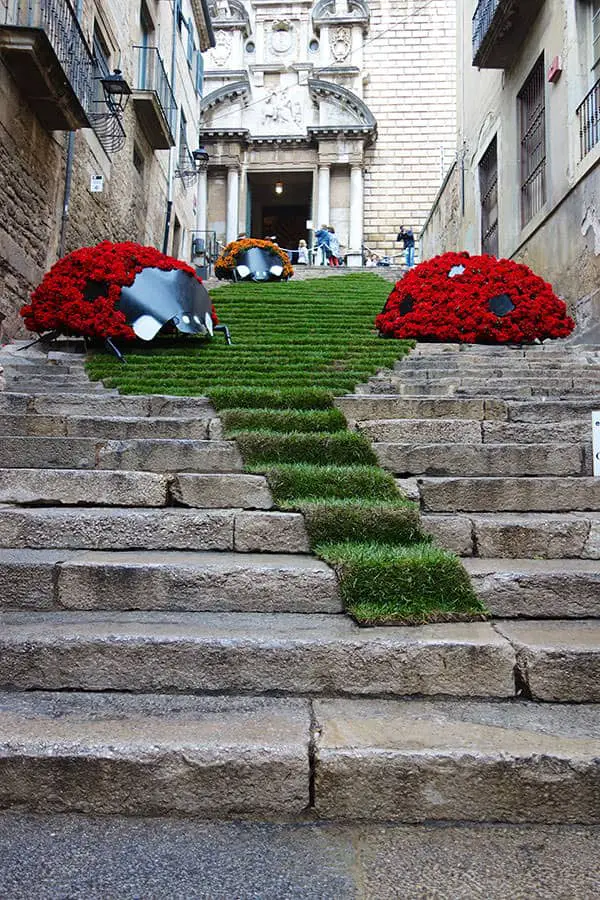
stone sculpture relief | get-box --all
[330,26,351,61]
[270,21,293,55]
[210,30,233,67]
[262,90,303,127]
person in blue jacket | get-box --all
[315,224,331,265]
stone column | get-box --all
[197,168,208,234]
[347,165,364,265]
[317,164,330,227]
[226,167,239,243]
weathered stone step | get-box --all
[423,512,600,559]
[0,507,306,553]
[367,380,592,400]
[0,437,243,473]
[395,359,600,374]
[387,375,588,392]
[495,619,600,702]
[359,418,591,445]
[313,697,600,822]
[0,392,215,418]
[507,401,596,423]
[0,692,310,817]
[0,549,338,613]
[375,442,583,477]
[0,469,271,508]
[0,613,515,698]
[337,395,504,422]
[482,421,590,443]
[417,476,600,513]
[0,413,215,440]
[356,418,483,443]
[8,375,96,389]
[463,559,600,618]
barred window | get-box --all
[518,55,546,227]
[479,136,498,257]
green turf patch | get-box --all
[295,499,425,548]
[317,542,485,625]
[211,387,335,411]
[221,408,347,434]
[231,430,378,466]
[260,463,399,504]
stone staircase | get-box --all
[0,341,599,823]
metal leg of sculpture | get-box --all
[105,337,127,364]
[214,324,232,345]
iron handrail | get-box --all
[472,0,499,60]
[132,44,177,138]
[576,77,600,161]
[1,0,95,115]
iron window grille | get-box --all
[479,136,499,257]
[518,55,546,227]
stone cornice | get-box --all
[200,79,250,113]
[190,0,216,50]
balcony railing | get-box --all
[131,44,177,148]
[577,77,600,161]
[472,0,544,69]
[0,0,94,129]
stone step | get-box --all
[359,418,591,445]
[463,559,600,618]
[495,619,600,702]
[0,692,310,817]
[0,392,215,418]
[313,697,600,822]
[0,612,515,698]
[0,413,215,440]
[356,418,484,443]
[0,549,338,613]
[395,358,600,373]
[423,511,600,559]
[367,380,592,400]
[336,395,504,422]
[482,421,591,443]
[388,375,589,392]
[417,476,600,513]
[0,468,271,509]
[8,374,95,388]
[507,401,597,423]
[0,437,243,472]
[0,507,306,553]
[375,442,583,477]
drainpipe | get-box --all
[58,0,84,257]
[162,0,178,254]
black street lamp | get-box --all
[100,69,132,115]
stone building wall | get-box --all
[363,0,457,261]
[0,58,65,337]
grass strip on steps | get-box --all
[86,273,485,625]
[230,430,378,466]
[318,542,485,626]
[221,408,347,433]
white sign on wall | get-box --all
[593,411,600,477]
[90,175,104,193]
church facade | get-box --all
[200,0,457,262]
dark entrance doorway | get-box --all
[247,171,313,255]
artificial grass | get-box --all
[86,273,484,625]
[231,430,378,466]
[317,542,485,625]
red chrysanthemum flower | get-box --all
[21,241,219,341]
[376,252,574,344]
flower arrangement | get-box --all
[376,252,574,344]
[21,241,217,341]
[214,238,294,280]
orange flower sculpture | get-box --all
[215,238,294,281]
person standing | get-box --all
[315,224,331,265]
[328,226,340,267]
[397,225,415,268]
[297,239,309,264]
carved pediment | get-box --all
[312,0,369,30]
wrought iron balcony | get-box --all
[577,77,600,161]
[131,45,177,149]
[472,0,544,69]
[0,0,94,130]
